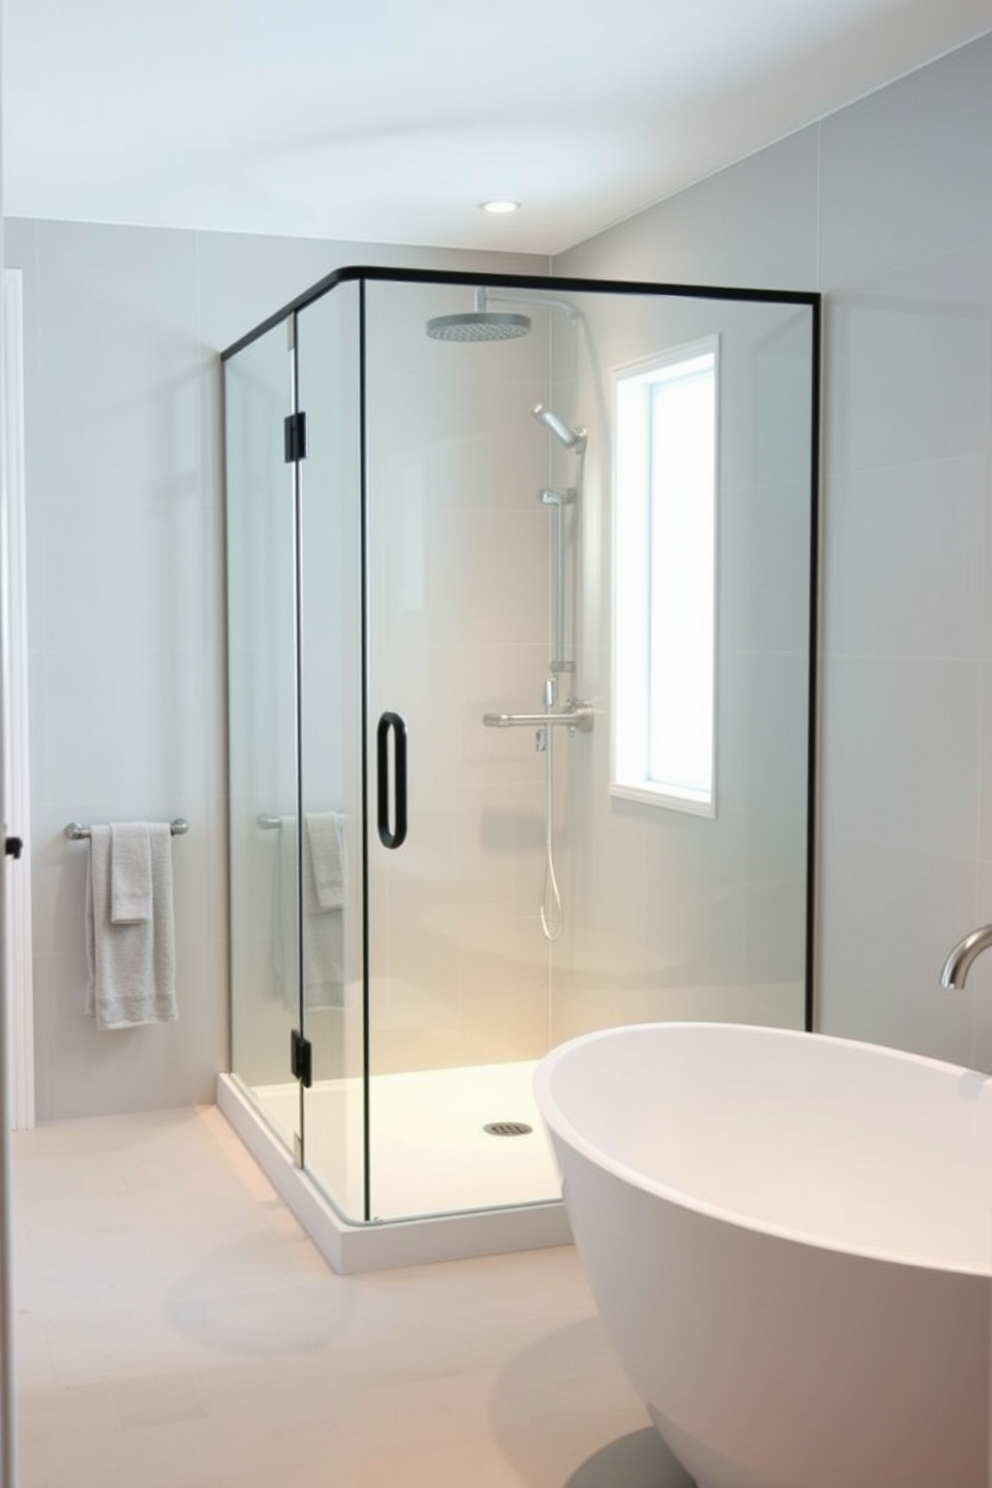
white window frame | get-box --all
[611,335,719,818]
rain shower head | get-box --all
[426,310,532,342]
[426,283,583,342]
[532,404,587,454]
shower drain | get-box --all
[483,1121,533,1137]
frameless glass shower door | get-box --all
[359,279,566,1220]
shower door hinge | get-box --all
[290,1028,313,1088]
[284,411,307,464]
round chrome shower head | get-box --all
[426,311,532,342]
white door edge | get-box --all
[2,267,35,1131]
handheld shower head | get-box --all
[532,404,587,454]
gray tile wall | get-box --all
[556,32,992,1068]
[5,219,545,1119]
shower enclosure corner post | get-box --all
[804,291,823,1038]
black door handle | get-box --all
[376,712,407,849]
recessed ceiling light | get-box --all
[479,199,521,215]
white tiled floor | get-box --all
[11,1105,695,1488]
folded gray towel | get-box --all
[273,814,346,1009]
[306,811,347,910]
[110,822,151,923]
[86,823,177,1029]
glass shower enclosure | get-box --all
[222,266,820,1243]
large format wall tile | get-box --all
[553,33,992,1062]
[9,217,537,1119]
[819,34,992,292]
[556,128,819,291]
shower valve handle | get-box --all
[482,702,593,733]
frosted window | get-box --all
[613,339,718,816]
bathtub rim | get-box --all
[533,1020,992,1279]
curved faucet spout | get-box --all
[940,925,992,989]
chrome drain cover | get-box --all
[483,1121,533,1137]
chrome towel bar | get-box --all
[64,818,189,841]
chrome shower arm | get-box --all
[475,286,582,323]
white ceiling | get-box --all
[4,0,992,256]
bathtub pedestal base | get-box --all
[649,1407,768,1488]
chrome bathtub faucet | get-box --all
[940,925,992,989]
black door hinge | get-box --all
[4,836,23,859]
[284,411,307,464]
[290,1028,313,1088]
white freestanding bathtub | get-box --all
[533,1022,992,1488]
